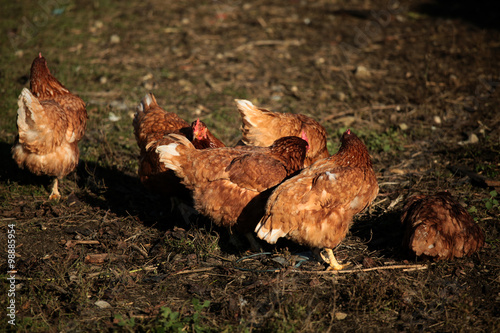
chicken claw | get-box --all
[320,248,349,271]
[48,178,61,201]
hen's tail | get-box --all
[137,93,158,114]
[255,218,287,244]
[235,99,277,146]
[133,93,159,150]
[235,99,271,129]
[155,133,194,175]
[16,88,65,153]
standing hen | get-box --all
[235,99,329,166]
[401,192,485,260]
[133,93,224,197]
[156,134,308,240]
[255,129,379,270]
[12,53,87,200]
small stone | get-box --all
[142,73,153,82]
[458,133,479,145]
[433,116,442,124]
[315,57,325,65]
[468,133,479,144]
[399,123,408,131]
[99,76,107,84]
[110,34,120,44]
[335,92,346,101]
[354,66,371,79]
[95,300,111,309]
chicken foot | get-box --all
[320,248,349,271]
[49,178,61,201]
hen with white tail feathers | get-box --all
[12,54,87,200]
[156,133,308,235]
[255,129,379,271]
[133,93,225,199]
[13,88,78,178]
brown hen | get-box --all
[156,134,308,239]
[12,53,88,200]
[255,129,379,270]
[133,93,225,197]
[401,192,485,260]
[235,99,329,166]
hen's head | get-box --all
[192,119,208,140]
[30,53,51,81]
[336,129,373,167]
[29,52,68,97]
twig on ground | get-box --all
[174,267,215,275]
[291,264,428,274]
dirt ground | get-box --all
[0,0,499,332]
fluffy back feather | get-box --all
[16,88,67,154]
[155,133,195,175]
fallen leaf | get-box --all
[85,253,109,264]
[335,312,348,320]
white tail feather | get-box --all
[143,93,153,107]
[17,88,41,136]
[156,143,182,171]
[137,93,155,115]
[235,99,255,112]
[255,222,286,244]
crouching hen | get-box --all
[156,134,308,243]
[12,53,87,200]
[401,191,485,260]
[255,129,379,270]
[235,99,329,166]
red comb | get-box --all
[39,52,42,58]
[346,129,351,135]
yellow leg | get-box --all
[49,178,61,201]
[320,248,348,271]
